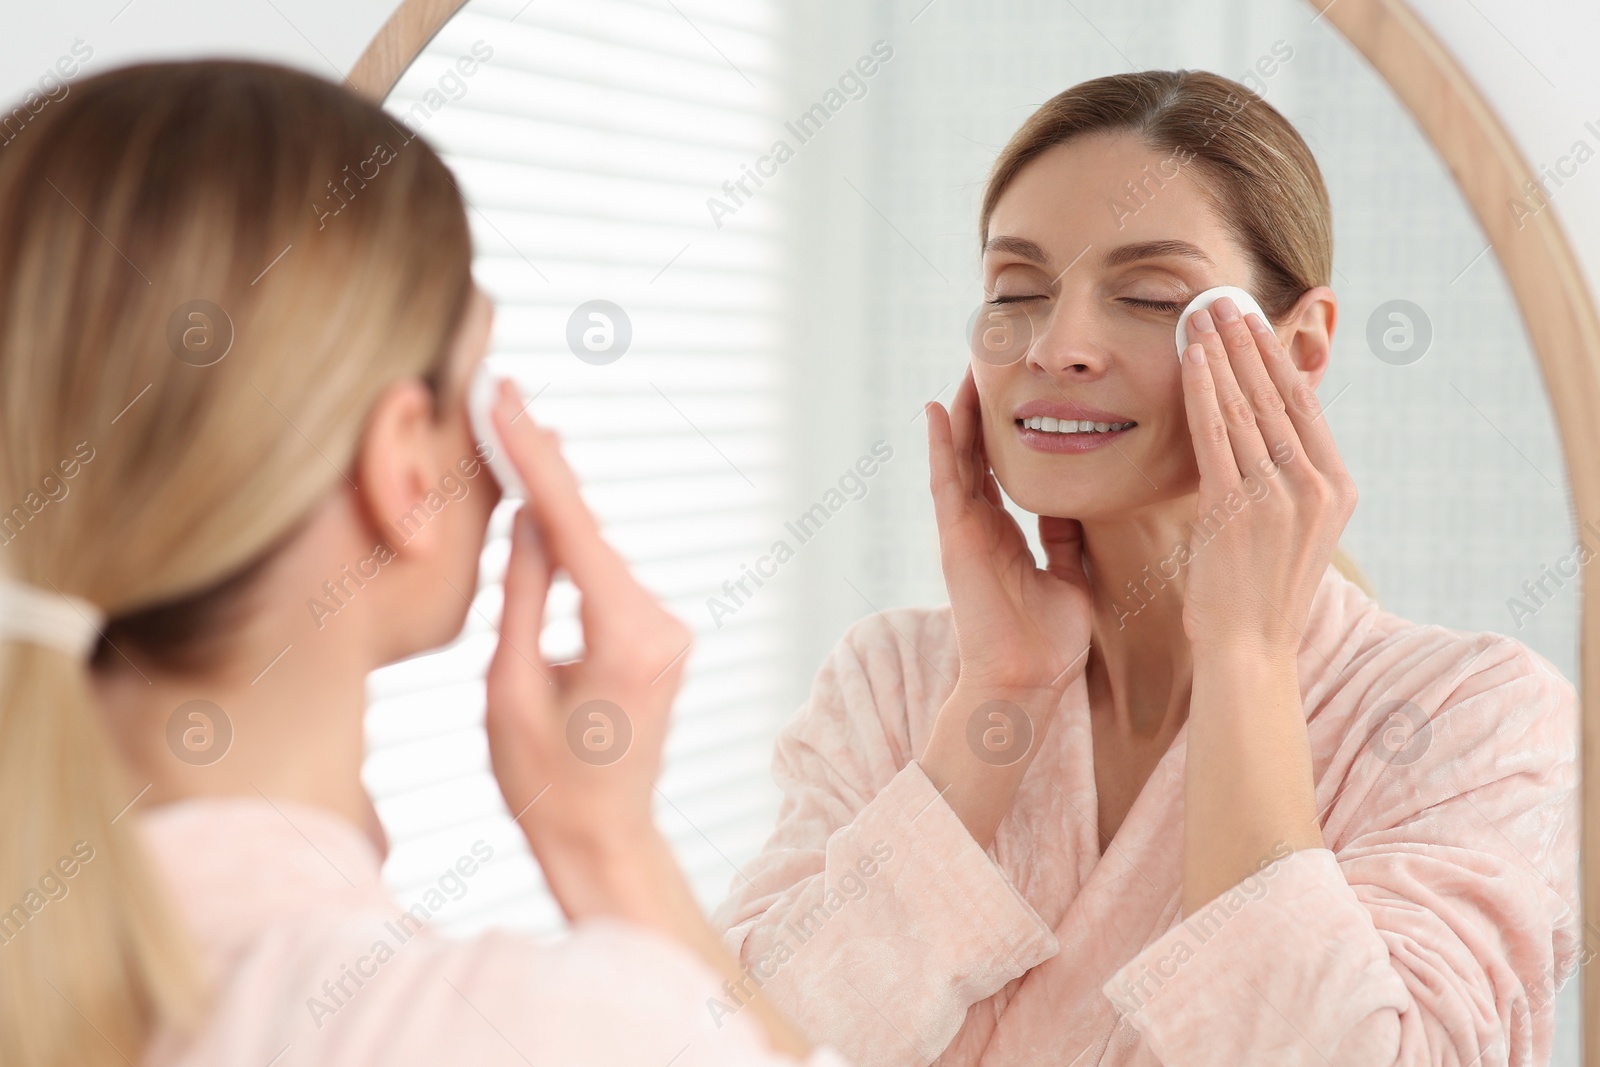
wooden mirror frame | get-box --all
[350,0,1600,1057]
[1304,7,1600,1058]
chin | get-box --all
[441,603,476,648]
[994,477,1093,521]
[994,463,1182,523]
[390,604,476,665]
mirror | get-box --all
[356,0,1590,1061]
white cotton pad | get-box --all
[468,363,528,498]
[1174,285,1267,363]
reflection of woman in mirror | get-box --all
[0,61,846,1067]
[714,70,1580,1066]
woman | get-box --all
[711,70,1581,1065]
[0,61,849,1067]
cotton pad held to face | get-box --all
[468,362,528,498]
[1174,285,1267,363]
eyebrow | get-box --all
[981,235,1215,270]
[982,235,1050,264]
[1101,239,1215,269]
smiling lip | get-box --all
[1011,399,1136,455]
[1012,400,1134,423]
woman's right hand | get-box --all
[482,380,815,1061]
[483,379,692,903]
[918,367,1093,848]
[925,367,1093,697]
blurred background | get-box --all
[5,0,1594,1061]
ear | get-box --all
[352,378,447,559]
[1276,284,1337,390]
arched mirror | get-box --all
[351,0,1600,1061]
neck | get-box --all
[90,588,385,857]
[1080,495,1199,738]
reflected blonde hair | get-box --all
[981,69,1377,600]
[0,60,472,1065]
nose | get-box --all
[1023,294,1110,380]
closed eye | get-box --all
[1121,297,1184,313]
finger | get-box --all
[964,373,1007,509]
[1185,304,1269,480]
[1244,311,1341,478]
[926,399,964,530]
[948,368,982,497]
[1180,336,1238,494]
[1212,299,1304,486]
[491,505,555,686]
[1038,515,1086,583]
[490,381,653,633]
[981,467,1004,509]
[926,398,1018,612]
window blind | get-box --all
[366,0,787,938]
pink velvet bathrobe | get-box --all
[711,562,1582,1066]
[137,798,851,1067]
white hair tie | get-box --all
[0,579,105,659]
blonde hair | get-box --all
[982,70,1377,601]
[0,60,472,1065]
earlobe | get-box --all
[353,377,444,559]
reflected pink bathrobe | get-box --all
[711,563,1582,1065]
[138,798,851,1067]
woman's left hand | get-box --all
[1177,296,1356,655]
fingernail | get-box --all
[1191,308,1215,334]
[1212,298,1240,324]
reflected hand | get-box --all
[1178,298,1355,654]
[484,381,692,886]
[925,366,1092,697]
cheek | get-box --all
[970,362,1016,428]
[972,387,1020,466]
[1125,356,1185,431]
[1160,374,1188,433]
[449,427,498,545]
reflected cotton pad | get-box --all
[1175,285,1267,363]
[468,363,528,498]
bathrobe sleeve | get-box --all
[1101,635,1582,1067]
[710,611,1060,1067]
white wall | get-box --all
[1410,0,1600,313]
[0,0,398,103]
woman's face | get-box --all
[977,130,1275,521]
